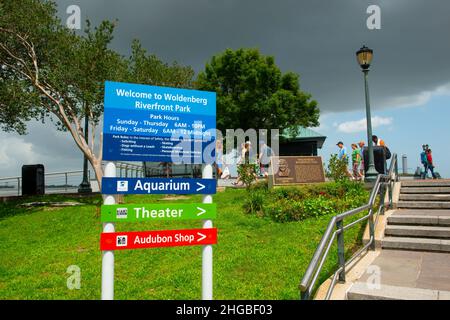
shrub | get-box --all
[243,180,369,223]
[263,198,305,222]
[247,179,268,192]
[326,153,349,182]
[302,196,335,218]
[237,163,259,188]
[243,190,266,215]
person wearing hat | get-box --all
[337,141,353,179]
[337,141,348,161]
[336,141,353,179]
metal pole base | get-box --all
[364,167,378,183]
[78,181,92,193]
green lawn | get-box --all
[0,188,366,300]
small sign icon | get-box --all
[117,181,128,192]
[116,208,128,219]
[116,235,128,247]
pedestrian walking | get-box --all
[337,141,353,178]
[372,135,385,146]
[420,145,429,179]
[233,141,256,186]
[258,141,274,178]
[351,143,363,181]
[425,147,437,179]
[358,141,366,178]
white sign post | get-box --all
[101,162,116,300]
[202,164,213,300]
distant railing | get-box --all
[0,170,87,196]
[105,161,145,178]
[299,154,399,300]
[0,161,145,196]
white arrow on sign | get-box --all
[196,207,206,216]
[197,232,207,242]
[196,182,205,192]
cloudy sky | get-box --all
[1,0,449,178]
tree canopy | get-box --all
[0,0,194,185]
[196,48,320,135]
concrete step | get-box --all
[401,187,450,194]
[399,194,450,201]
[398,201,450,209]
[401,180,450,188]
[347,282,450,300]
[385,225,450,239]
[382,237,450,252]
[388,215,450,226]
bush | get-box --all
[243,190,266,215]
[264,198,306,222]
[237,163,259,188]
[302,196,335,218]
[326,154,349,182]
[243,180,369,223]
[247,180,268,192]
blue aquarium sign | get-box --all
[101,177,217,195]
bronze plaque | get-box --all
[269,156,325,187]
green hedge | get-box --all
[243,180,369,222]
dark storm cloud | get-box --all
[55,0,450,114]
[2,0,449,177]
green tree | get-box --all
[196,48,320,135]
[0,0,194,186]
[124,39,194,88]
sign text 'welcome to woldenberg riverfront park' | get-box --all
[102,81,216,163]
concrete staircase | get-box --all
[383,180,450,252]
[346,180,450,300]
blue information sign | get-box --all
[102,177,217,195]
[102,81,216,163]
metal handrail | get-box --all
[299,154,398,300]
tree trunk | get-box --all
[90,158,104,191]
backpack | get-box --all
[385,146,392,160]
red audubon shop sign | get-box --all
[100,228,218,250]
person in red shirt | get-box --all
[425,148,437,179]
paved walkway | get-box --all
[357,249,450,292]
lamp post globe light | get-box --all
[356,45,378,183]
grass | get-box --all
[0,188,367,300]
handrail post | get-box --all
[336,220,346,283]
[380,182,386,215]
[17,177,20,196]
[368,206,376,250]
[389,180,393,209]
[65,172,68,192]
[395,155,399,182]
[301,290,310,300]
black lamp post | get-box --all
[356,45,378,183]
[78,105,92,193]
